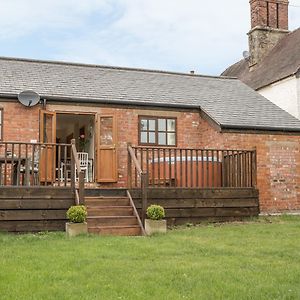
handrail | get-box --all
[133,145,256,152]
[127,143,148,225]
[71,142,82,173]
[127,190,146,236]
[75,189,80,206]
[0,141,70,146]
[71,139,85,205]
[128,144,143,175]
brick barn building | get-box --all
[0,56,300,233]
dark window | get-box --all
[139,116,176,146]
[0,108,3,141]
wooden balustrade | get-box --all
[71,139,85,205]
[128,143,148,224]
[0,141,85,205]
[128,146,257,189]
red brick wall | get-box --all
[198,116,300,212]
[1,100,300,213]
[250,0,288,30]
[0,102,39,142]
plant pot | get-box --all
[65,222,87,237]
[145,219,167,235]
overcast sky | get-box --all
[0,0,299,75]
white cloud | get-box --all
[54,0,251,74]
[0,0,299,75]
[0,0,111,39]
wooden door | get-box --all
[39,110,56,183]
[96,115,117,182]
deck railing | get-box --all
[0,141,84,204]
[128,144,148,223]
[71,139,85,205]
[128,146,257,189]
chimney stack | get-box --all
[248,0,289,68]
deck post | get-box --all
[70,139,75,190]
[127,143,132,189]
[78,171,85,205]
[252,148,257,188]
[141,172,148,224]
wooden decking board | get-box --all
[131,187,259,223]
[0,187,74,232]
[130,188,259,199]
[0,220,66,232]
[0,209,68,221]
[0,187,73,198]
[0,199,74,209]
[133,198,258,208]
[0,187,259,232]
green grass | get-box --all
[1,216,300,300]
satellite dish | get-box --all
[243,51,251,61]
[18,90,40,107]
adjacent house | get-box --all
[0,56,300,234]
[222,0,300,119]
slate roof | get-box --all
[1,56,300,131]
[222,28,300,90]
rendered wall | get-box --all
[258,75,299,119]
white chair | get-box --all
[60,160,71,182]
[76,152,89,182]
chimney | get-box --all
[248,0,289,68]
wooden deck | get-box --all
[0,187,259,233]
[0,142,259,233]
[0,187,74,232]
[130,187,259,226]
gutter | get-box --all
[1,92,300,133]
[220,123,300,133]
[0,92,200,110]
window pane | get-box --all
[149,119,155,131]
[158,119,166,131]
[167,119,176,132]
[140,132,147,143]
[140,119,148,131]
[167,133,176,145]
[158,132,166,145]
[100,117,113,145]
[0,111,2,123]
[43,114,54,143]
[149,132,156,143]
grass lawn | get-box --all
[1,216,300,300]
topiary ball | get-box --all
[146,205,165,220]
[66,205,87,223]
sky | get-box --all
[0,0,299,76]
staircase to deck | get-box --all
[85,190,144,236]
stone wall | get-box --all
[248,0,289,66]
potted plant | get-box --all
[65,205,87,237]
[145,204,167,235]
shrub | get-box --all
[66,205,87,223]
[146,205,165,220]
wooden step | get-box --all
[88,225,141,236]
[85,197,130,207]
[87,216,138,226]
[87,206,133,217]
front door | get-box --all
[39,110,56,183]
[96,115,117,182]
